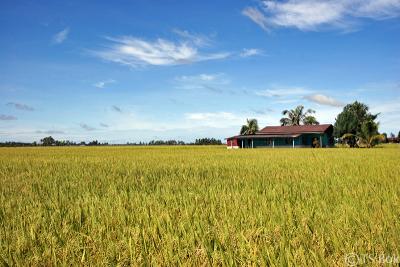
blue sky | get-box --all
[1,0,399,143]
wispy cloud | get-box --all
[92,34,230,67]
[240,48,264,57]
[7,102,34,111]
[100,123,109,128]
[251,108,274,115]
[183,112,244,128]
[243,0,400,31]
[175,73,230,93]
[256,87,312,97]
[80,123,96,131]
[352,0,400,18]
[242,7,269,31]
[35,130,65,134]
[200,85,224,94]
[185,112,236,121]
[112,105,122,113]
[274,98,300,104]
[176,73,228,83]
[261,0,346,31]
[304,94,344,107]
[52,27,69,44]
[172,29,213,46]
[255,86,346,107]
[93,79,116,89]
[0,114,17,120]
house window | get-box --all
[285,138,290,144]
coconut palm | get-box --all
[280,105,319,126]
[240,119,259,135]
[342,120,385,148]
[303,116,320,125]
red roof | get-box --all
[228,134,301,139]
[226,124,333,140]
[257,124,332,135]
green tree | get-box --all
[280,105,319,126]
[333,101,378,138]
[303,115,320,125]
[195,138,222,145]
[40,136,55,146]
[240,119,259,135]
[342,120,384,148]
[382,133,388,143]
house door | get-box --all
[312,137,320,148]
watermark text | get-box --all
[345,253,399,266]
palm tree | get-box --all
[240,119,259,135]
[280,105,319,126]
[303,115,320,125]
[342,120,384,148]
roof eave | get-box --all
[227,134,301,139]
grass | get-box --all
[0,145,399,265]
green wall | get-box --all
[239,133,331,148]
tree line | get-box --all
[0,137,223,147]
[126,138,222,146]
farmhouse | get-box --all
[226,124,334,149]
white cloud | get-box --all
[175,73,230,93]
[198,74,217,81]
[243,0,400,31]
[262,0,345,31]
[93,79,115,89]
[92,35,230,67]
[255,86,344,107]
[242,7,269,31]
[304,94,344,107]
[172,29,213,46]
[184,112,243,129]
[256,87,312,97]
[185,112,237,121]
[353,0,400,19]
[252,108,274,115]
[52,28,69,44]
[273,98,300,104]
[177,74,213,82]
[176,73,228,83]
[240,48,263,57]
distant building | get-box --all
[226,124,334,148]
[387,137,399,143]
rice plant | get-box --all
[0,145,399,265]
